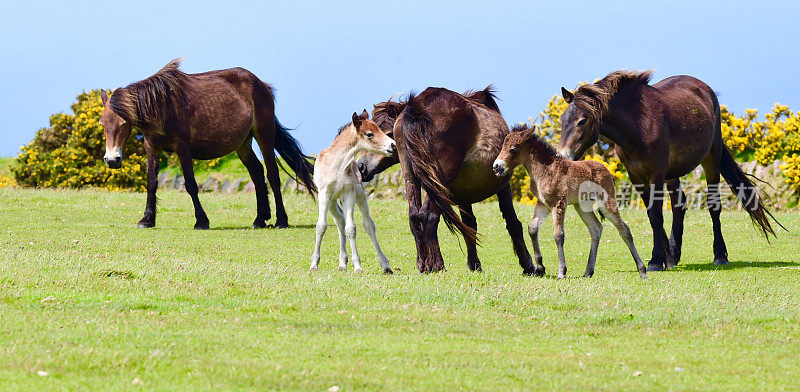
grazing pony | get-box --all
[358,87,542,275]
[557,70,782,270]
[311,111,397,273]
[493,125,646,278]
[99,59,315,229]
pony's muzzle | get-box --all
[104,156,122,169]
[492,160,506,177]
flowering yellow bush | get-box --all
[13,90,147,190]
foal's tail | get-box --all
[274,119,317,196]
[719,145,783,238]
[399,93,478,244]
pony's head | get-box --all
[99,89,132,169]
[557,87,598,161]
[356,99,406,181]
[493,124,537,177]
[351,109,396,157]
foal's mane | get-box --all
[108,58,192,132]
[573,70,653,125]
[511,124,559,157]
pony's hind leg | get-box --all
[528,203,550,276]
[702,158,729,265]
[575,206,602,278]
[666,179,687,268]
[599,200,647,278]
[252,124,289,228]
[497,185,539,276]
[459,204,481,272]
[419,197,445,273]
[355,184,392,274]
[236,139,271,228]
[311,190,331,270]
[341,191,362,272]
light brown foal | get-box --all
[493,125,646,279]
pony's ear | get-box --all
[352,112,362,128]
[561,87,574,103]
[359,109,369,120]
[100,89,109,106]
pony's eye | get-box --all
[509,147,517,154]
[577,118,588,126]
[365,132,374,139]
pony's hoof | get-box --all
[137,221,155,228]
[639,272,648,279]
[647,261,665,272]
[713,257,729,266]
[252,221,267,229]
[194,221,210,230]
[383,268,394,275]
[338,266,347,271]
[274,220,289,229]
[354,268,363,273]
[583,271,594,278]
[310,266,318,271]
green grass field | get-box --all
[0,187,798,391]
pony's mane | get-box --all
[372,99,407,131]
[512,124,559,157]
[337,122,352,135]
[464,85,501,113]
[108,58,192,132]
[573,69,653,126]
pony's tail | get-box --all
[400,93,478,244]
[274,118,317,196]
[719,145,783,238]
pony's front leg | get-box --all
[341,191,362,272]
[138,141,160,228]
[552,203,568,279]
[311,190,331,271]
[355,185,392,274]
[497,185,538,275]
[640,180,669,271]
[175,140,209,230]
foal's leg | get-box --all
[552,203,568,279]
[236,139,271,228]
[355,184,393,274]
[497,185,539,275]
[575,206,602,278]
[138,140,160,228]
[528,202,550,275]
[666,179,687,268]
[702,159,729,265]
[175,140,210,229]
[311,190,331,271]
[599,200,647,278]
[329,201,349,270]
[459,203,481,272]
[341,191,362,272]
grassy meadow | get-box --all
[0,185,798,391]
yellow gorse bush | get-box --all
[13,90,147,190]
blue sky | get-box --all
[1,0,798,157]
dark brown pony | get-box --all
[99,59,315,229]
[358,87,542,275]
[557,70,782,270]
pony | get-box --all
[99,59,315,229]
[557,70,782,270]
[357,87,542,275]
[493,125,647,278]
[311,110,396,273]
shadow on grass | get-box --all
[208,224,316,231]
[675,261,800,271]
